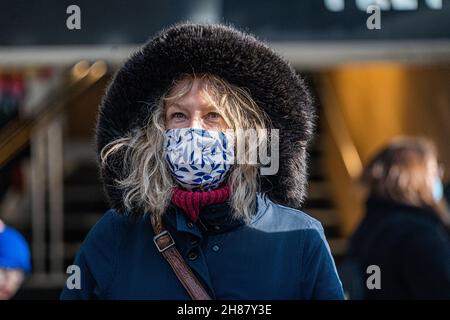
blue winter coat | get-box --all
[60,193,344,300]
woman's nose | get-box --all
[187,116,204,129]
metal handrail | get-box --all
[0,62,107,167]
[320,75,363,180]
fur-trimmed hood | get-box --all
[96,22,315,214]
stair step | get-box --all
[306,208,338,227]
[309,137,323,154]
[302,198,333,209]
[64,177,109,214]
[64,242,82,260]
[63,228,90,243]
[64,185,105,202]
[64,164,102,186]
[307,181,331,200]
[308,160,325,180]
[64,141,98,165]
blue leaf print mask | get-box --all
[163,128,234,191]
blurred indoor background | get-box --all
[0,0,449,299]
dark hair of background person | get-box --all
[360,137,448,224]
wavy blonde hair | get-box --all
[100,73,270,223]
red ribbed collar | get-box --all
[171,185,231,222]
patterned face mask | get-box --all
[163,128,234,191]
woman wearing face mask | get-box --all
[61,23,344,300]
[345,137,450,300]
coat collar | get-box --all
[172,201,245,236]
[164,193,269,236]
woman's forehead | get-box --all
[166,78,218,109]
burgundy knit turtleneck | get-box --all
[171,185,231,222]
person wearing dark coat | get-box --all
[60,22,344,300]
[346,137,450,300]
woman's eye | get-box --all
[172,112,186,120]
[206,112,221,121]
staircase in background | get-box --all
[304,128,347,266]
[63,159,109,269]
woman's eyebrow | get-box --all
[199,102,219,112]
[167,102,217,111]
[166,103,188,111]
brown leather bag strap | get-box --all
[151,218,212,300]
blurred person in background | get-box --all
[444,182,450,206]
[0,219,31,300]
[346,137,450,299]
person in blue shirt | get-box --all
[0,219,31,300]
[61,22,344,300]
